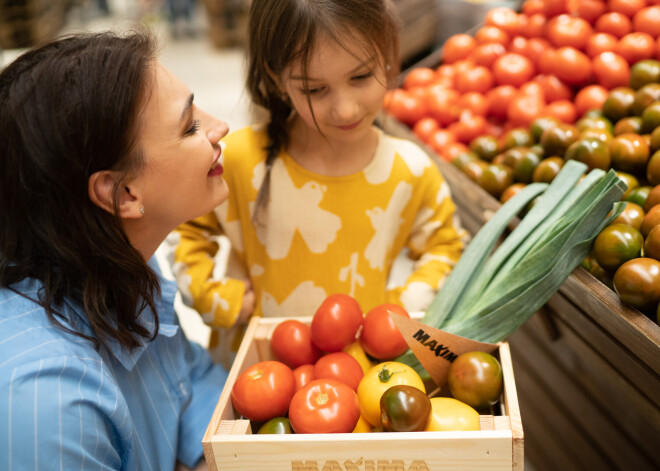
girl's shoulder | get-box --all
[374,129,440,179]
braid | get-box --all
[252,95,291,225]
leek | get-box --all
[398,160,626,374]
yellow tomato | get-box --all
[425,397,480,432]
[356,361,425,427]
[343,341,373,375]
[352,414,373,433]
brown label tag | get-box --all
[390,312,497,386]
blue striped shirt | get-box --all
[0,262,228,470]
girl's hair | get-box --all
[246,0,401,223]
[0,30,160,350]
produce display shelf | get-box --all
[203,316,524,471]
[379,113,660,471]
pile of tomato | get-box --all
[230,294,504,434]
[383,0,660,323]
[385,0,660,162]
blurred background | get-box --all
[0,0,517,344]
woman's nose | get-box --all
[205,114,229,145]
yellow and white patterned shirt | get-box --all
[172,125,465,331]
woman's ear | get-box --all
[88,171,143,218]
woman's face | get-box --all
[135,62,229,229]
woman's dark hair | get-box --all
[246,0,401,223]
[0,30,160,350]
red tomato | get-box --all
[545,14,593,49]
[311,293,363,352]
[592,51,631,89]
[412,117,440,142]
[492,53,535,87]
[288,379,361,433]
[384,89,426,126]
[359,303,411,360]
[293,364,315,392]
[231,361,296,422]
[553,47,593,86]
[270,319,323,368]
[574,84,609,116]
[313,351,364,391]
[402,67,437,90]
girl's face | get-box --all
[280,34,388,145]
[135,62,229,228]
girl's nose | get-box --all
[332,90,359,121]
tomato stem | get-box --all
[315,393,329,406]
[378,366,402,383]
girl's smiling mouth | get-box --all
[337,119,362,131]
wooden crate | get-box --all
[378,113,660,470]
[203,316,524,471]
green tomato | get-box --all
[257,417,293,434]
[380,385,431,432]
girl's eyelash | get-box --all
[353,72,373,80]
[185,119,200,135]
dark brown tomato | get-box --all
[641,101,660,134]
[470,135,501,161]
[448,351,503,409]
[581,252,614,286]
[529,144,545,157]
[613,258,660,312]
[452,150,479,171]
[644,225,660,261]
[593,223,644,272]
[500,182,527,204]
[616,171,640,200]
[625,185,652,208]
[512,149,542,183]
[539,123,580,158]
[631,83,660,116]
[529,116,561,142]
[564,137,611,171]
[647,149,660,185]
[650,126,660,152]
[610,201,645,230]
[379,385,431,432]
[602,87,636,123]
[641,205,660,236]
[580,127,613,145]
[644,185,660,211]
[499,127,535,151]
[609,133,650,175]
[462,159,489,182]
[478,164,514,198]
[575,115,614,134]
[614,116,643,135]
[532,157,565,183]
[629,59,660,90]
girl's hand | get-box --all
[237,279,255,324]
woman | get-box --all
[0,30,229,470]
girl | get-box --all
[0,30,229,470]
[171,0,466,361]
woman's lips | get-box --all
[208,141,225,177]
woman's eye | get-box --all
[185,119,200,135]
